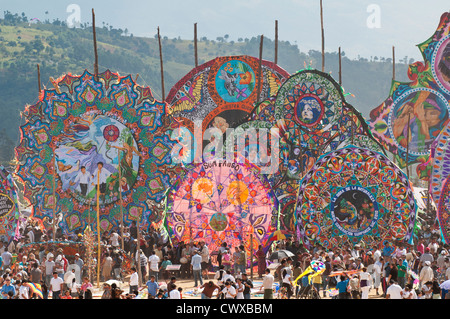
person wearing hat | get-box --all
[44,253,55,287]
[437,249,448,271]
[74,253,85,278]
[419,260,434,287]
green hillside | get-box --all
[0,11,411,164]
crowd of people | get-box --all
[1,216,450,300]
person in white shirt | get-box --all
[373,257,383,295]
[169,284,181,299]
[27,228,35,243]
[419,261,434,287]
[235,278,244,299]
[221,281,237,299]
[91,162,112,202]
[385,280,403,299]
[261,269,274,299]
[222,270,235,284]
[1,249,12,270]
[70,166,91,196]
[129,267,139,294]
[18,280,29,299]
[50,271,64,299]
[110,232,121,248]
[148,251,160,281]
[360,267,372,299]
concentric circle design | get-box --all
[15,70,183,234]
[295,146,416,250]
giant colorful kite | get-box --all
[295,146,417,250]
[166,55,289,162]
[369,12,450,171]
[164,160,278,253]
[14,70,183,234]
[0,166,21,241]
[274,69,384,181]
[430,122,450,244]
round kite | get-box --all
[165,161,278,254]
[295,146,417,250]
[166,55,289,139]
[274,70,381,181]
[430,123,450,211]
[0,166,20,241]
[369,12,450,170]
[274,69,344,134]
[14,69,183,234]
[437,177,450,244]
[430,122,450,244]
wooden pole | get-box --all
[406,112,411,180]
[320,0,325,72]
[92,9,99,80]
[37,64,41,93]
[137,217,142,286]
[117,149,125,250]
[338,47,342,86]
[194,23,198,68]
[157,27,165,102]
[256,34,264,104]
[96,169,101,287]
[52,148,57,242]
[250,233,254,279]
[392,46,396,81]
[274,20,278,65]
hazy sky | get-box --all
[1,0,449,61]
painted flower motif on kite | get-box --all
[14,70,182,234]
[295,146,416,250]
[165,161,278,254]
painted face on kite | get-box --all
[296,95,324,126]
[370,13,450,172]
[389,88,448,156]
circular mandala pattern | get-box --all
[431,34,450,96]
[437,177,450,244]
[274,69,344,133]
[15,70,182,234]
[295,146,416,250]
[165,161,278,254]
